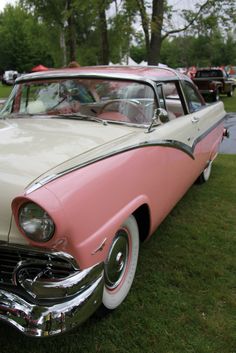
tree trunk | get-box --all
[98,4,109,65]
[148,0,164,65]
[60,30,67,66]
[136,0,150,60]
[67,0,77,62]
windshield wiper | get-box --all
[57,112,108,125]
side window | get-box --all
[181,81,204,113]
[156,84,165,109]
[158,82,185,119]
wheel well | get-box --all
[133,204,150,242]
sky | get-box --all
[0,0,16,12]
[0,0,199,13]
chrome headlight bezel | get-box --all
[18,202,55,242]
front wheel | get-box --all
[102,215,139,310]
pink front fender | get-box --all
[11,129,221,270]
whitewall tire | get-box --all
[197,161,212,184]
[102,215,139,310]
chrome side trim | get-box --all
[25,115,225,195]
[0,263,104,337]
[25,139,194,195]
[92,238,107,255]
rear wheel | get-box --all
[212,89,220,102]
[102,215,139,310]
[227,89,233,97]
[197,161,212,184]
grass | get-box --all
[0,80,235,352]
[221,89,236,112]
[0,154,235,353]
[0,83,12,98]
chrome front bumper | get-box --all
[0,263,104,337]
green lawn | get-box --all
[221,89,236,112]
[0,83,12,98]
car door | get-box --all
[181,80,224,167]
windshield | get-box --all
[1,78,157,125]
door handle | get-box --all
[191,116,200,123]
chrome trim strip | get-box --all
[25,114,225,195]
[25,139,194,195]
[191,115,225,151]
[16,71,157,87]
[0,263,104,337]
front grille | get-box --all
[0,245,77,286]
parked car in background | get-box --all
[0,65,226,337]
[2,70,18,85]
[193,67,234,102]
[228,74,236,92]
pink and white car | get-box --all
[0,66,226,336]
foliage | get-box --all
[134,0,236,64]
[0,5,55,72]
[159,30,236,68]
[0,1,236,70]
[109,1,137,64]
[183,0,236,37]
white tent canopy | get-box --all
[109,57,167,67]
[109,56,138,66]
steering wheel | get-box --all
[45,96,67,113]
[100,99,146,123]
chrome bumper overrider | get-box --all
[0,263,104,337]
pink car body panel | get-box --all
[12,119,224,269]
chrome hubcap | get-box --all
[104,229,129,290]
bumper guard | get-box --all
[0,262,104,337]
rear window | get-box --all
[196,70,223,78]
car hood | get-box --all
[0,117,136,242]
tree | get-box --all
[20,0,70,65]
[97,0,110,64]
[158,29,236,68]
[0,5,54,72]
[135,0,236,65]
[20,0,113,65]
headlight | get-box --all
[18,202,55,242]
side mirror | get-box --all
[155,107,169,124]
[146,108,169,133]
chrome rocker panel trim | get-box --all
[0,262,104,337]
